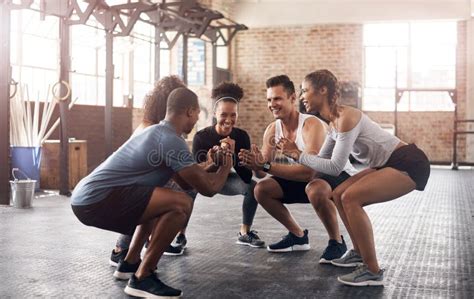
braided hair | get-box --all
[304,69,340,119]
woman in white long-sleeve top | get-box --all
[277,69,430,287]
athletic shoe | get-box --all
[113,259,141,280]
[172,233,187,248]
[109,248,128,267]
[267,229,310,252]
[163,244,185,256]
[236,230,265,248]
[163,233,187,256]
[337,264,384,287]
[319,236,347,264]
[125,273,182,298]
[331,249,364,268]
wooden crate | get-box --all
[40,140,88,190]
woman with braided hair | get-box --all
[277,69,430,286]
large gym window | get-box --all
[177,38,206,86]
[363,21,457,112]
[10,9,59,102]
[10,9,176,108]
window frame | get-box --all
[362,21,457,112]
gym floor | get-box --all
[0,167,473,298]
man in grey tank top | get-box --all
[239,75,354,263]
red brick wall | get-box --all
[231,22,468,163]
[46,105,133,172]
[232,24,363,146]
[366,112,454,162]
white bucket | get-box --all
[10,168,36,209]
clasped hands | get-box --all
[238,138,301,171]
[275,137,302,161]
[207,137,235,167]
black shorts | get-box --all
[378,144,430,191]
[272,172,351,204]
[71,185,155,235]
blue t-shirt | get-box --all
[71,121,196,206]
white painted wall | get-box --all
[232,0,472,27]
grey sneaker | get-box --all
[331,249,363,267]
[337,264,384,287]
[236,231,265,248]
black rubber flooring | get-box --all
[0,168,473,298]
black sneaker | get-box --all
[236,230,265,248]
[319,236,348,264]
[164,233,187,256]
[163,244,185,256]
[113,259,141,280]
[109,248,128,267]
[173,233,187,248]
[267,229,310,252]
[125,273,183,298]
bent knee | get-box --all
[254,179,279,203]
[340,191,361,209]
[174,193,193,215]
[332,185,346,204]
[305,180,331,204]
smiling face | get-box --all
[266,85,296,120]
[214,100,238,136]
[300,80,327,114]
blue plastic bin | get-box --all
[11,146,42,191]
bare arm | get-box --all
[175,155,232,197]
[239,118,326,182]
[269,117,325,181]
[284,109,362,176]
[252,123,277,178]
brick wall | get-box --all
[366,112,454,162]
[231,22,469,163]
[232,24,363,146]
[46,105,133,172]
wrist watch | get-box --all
[262,161,272,172]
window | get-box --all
[71,23,102,105]
[10,10,175,108]
[216,28,229,69]
[363,21,456,111]
[216,46,229,69]
[10,10,59,101]
[177,38,206,86]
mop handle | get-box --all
[11,168,31,181]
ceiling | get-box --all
[226,0,472,27]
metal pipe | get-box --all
[105,27,114,157]
[59,16,71,195]
[154,26,161,81]
[0,3,11,205]
[182,35,188,85]
[212,43,217,86]
[452,102,458,170]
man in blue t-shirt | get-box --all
[71,88,233,298]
